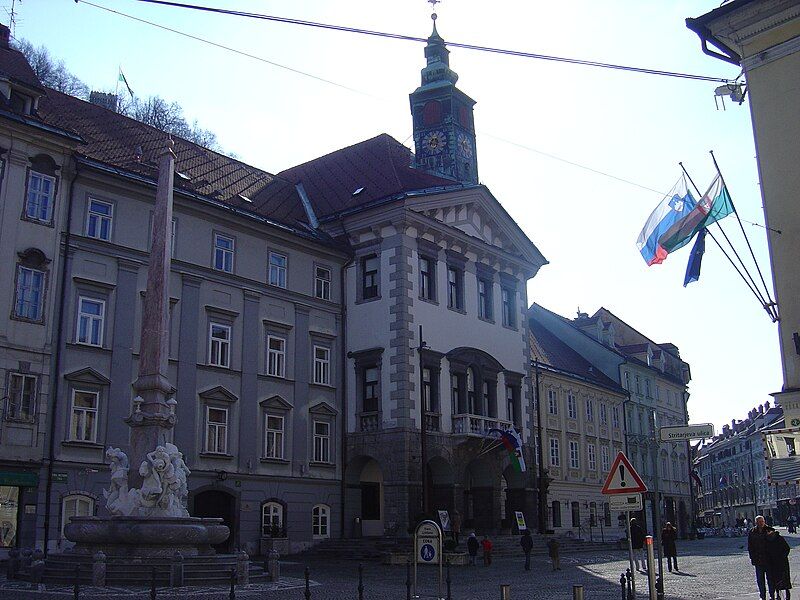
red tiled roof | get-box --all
[277,133,458,219]
[0,45,44,91]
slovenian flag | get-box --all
[636,175,696,266]
[488,428,526,472]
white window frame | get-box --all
[547,389,558,415]
[208,323,231,368]
[313,420,331,463]
[213,233,235,273]
[61,494,94,540]
[314,266,331,300]
[268,251,287,288]
[567,393,577,419]
[569,440,580,469]
[313,345,331,385]
[261,501,284,536]
[599,402,608,425]
[15,266,45,321]
[69,389,99,442]
[205,406,228,454]
[26,171,55,223]
[501,286,516,327]
[601,445,610,472]
[549,437,560,467]
[267,335,286,377]
[86,198,113,241]
[612,405,620,428]
[586,399,594,422]
[588,443,597,471]
[77,297,105,347]
[6,373,37,421]
[312,504,330,539]
[264,414,284,459]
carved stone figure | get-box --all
[103,447,130,516]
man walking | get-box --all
[520,529,533,571]
[749,515,776,600]
[630,518,647,572]
[467,532,479,566]
[547,536,561,571]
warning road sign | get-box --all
[601,451,647,495]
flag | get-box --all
[660,174,733,254]
[683,228,707,286]
[488,428,526,472]
[636,175,696,266]
[118,68,134,98]
[690,469,703,488]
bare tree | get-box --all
[15,39,89,99]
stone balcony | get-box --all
[451,413,513,437]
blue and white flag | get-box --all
[636,175,696,266]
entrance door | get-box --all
[193,490,235,554]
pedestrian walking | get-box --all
[452,510,462,545]
[481,534,493,566]
[662,522,679,572]
[520,529,533,571]
[547,537,561,571]
[749,515,777,600]
[766,529,792,600]
[467,532,479,566]
[630,517,647,572]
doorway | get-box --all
[193,489,236,554]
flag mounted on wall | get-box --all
[488,428,526,472]
[636,175,696,266]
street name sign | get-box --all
[609,493,643,511]
[601,451,647,495]
[659,423,714,442]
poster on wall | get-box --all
[437,510,451,532]
[515,511,527,531]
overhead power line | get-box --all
[126,0,732,84]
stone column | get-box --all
[126,139,177,489]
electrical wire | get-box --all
[125,0,733,84]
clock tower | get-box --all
[410,18,478,185]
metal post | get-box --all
[74,564,80,600]
[419,325,429,516]
[625,513,636,597]
[406,560,411,600]
[150,566,157,600]
[358,563,364,600]
[620,572,627,600]
[649,410,665,600]
[646,535,657,600]
[500,584,511,600]
[573,585,585,600]
[305,566,311,600]
[229,567,236,600]
[626,569,634,600]
[446,558,452,600]
[534,359,547,533]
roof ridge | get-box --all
[278,133,394,176]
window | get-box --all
[14,266,45,321]
[586,399,594,422]
[361,254,379,299]
[601,446,610,472]
[451,374,461,414]
[467,367,477,414]
[61,494,94,539]
[264,415,284,459]
[603,503,611,527]
[313,421,331,463]
[312,504,330,538]
[213,234,234,273]
[567,393,577,419]
[549,438,560,467]
[661,455,668,478]
[86,199,113,240]
[25,171,55,223]
[501,286,516,327]
[419,257,434,301]
[314,266,331,300]
[623,371,630,390]
[635,374,641,395]
[7,373,36,421]
[655,385,660,401]
[588,443,597,471]
[506,385,519,427]
[547,389,558,415]
[267,336,286,377]
[268,252,287,287]
[478,278,492,319]
[569,440,580,469]
[599,403,607,425]
[69,390,99,442]
[446,266,463,310]
[571,501,581,527]
[208,323,231,368]
[262,501,284,536]
[205,406,228,454]
[612,405,620,428]
[313,346,331,385]
[363,366,379,413]
[551,500,562,528]
[422,367,438,412]
[645,379,652,398]
[77,297,105,346]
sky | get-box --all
[9,0,783,431]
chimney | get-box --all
[765,400,771,410]
[0,24,9,49]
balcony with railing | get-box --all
[451,413,513,437]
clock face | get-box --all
[457,134,473,158]
[422,130,446,154]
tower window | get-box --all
[423,100,442,126]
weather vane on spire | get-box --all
[428,0,440,22]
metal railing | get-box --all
[452,414,513,436]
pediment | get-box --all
[309,401,338,416]
[260,394,293,410]
[64,367,111,386]
[198,385,238,404]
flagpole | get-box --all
[709,150,779,322]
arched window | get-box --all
[312,504,330,539]
[261,501,284,537]
[61,494,94,539]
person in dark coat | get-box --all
[630,518,647,572]
[451,511,462,545]
[766,529,792,600]
[749,515,776,600]
[520,529,533,571]
[466,532,479,566]
[547,537,561,571]
[661,522,678,572]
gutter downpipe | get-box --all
[339,251,354,538]
[685,18,742,66]
[533,358,546,534]
[43,158,79,555]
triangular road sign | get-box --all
[601,451,647,495]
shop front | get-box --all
[0,470,39,556]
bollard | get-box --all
[500,583,511,599]
[92,551,106,587]
[229,567,236,600]
[74,564,80,600]
[305,566,311,600]
[406,560,411,600]
[620,572,626,600]
[236,551,249,585]
[358,563,364,600]
[170,551,184,587]
[646,536,657,600]
[267,549,280,582]
[150,566,157,600]
[446,558,452,600]
[573,584,585,600]
[7,548,19,580]
[626,569,634,600]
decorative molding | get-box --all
[260,394,293,410]
[198,385,238,404]
[64,367,111,386]
[309,401,338,416]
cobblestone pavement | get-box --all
[3,531,799,599]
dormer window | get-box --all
[10,90,32,114]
